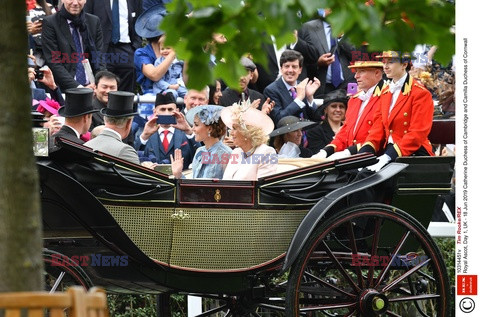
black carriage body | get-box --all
[39,138,454,307]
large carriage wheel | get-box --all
[286,204,450,316]
[43,249,93,292]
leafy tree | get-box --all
[162,0,455,90]
[0,0,43,291]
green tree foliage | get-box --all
[161,0,454,90]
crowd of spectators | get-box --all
[28,0,455,181]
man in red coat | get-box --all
[313,60,386,159]
[359,51,434,172]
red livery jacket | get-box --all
[325,80,386,155]
[361,75,434,159]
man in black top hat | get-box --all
[134,92,199,169]
[53,88,98,144]
[84,91,140,164]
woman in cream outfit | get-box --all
[221,100,277,180]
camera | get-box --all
[34,67,44,80]
[156,115,177,125]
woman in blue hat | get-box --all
[171,105,232,179]
[133,5,173,95]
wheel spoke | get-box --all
[388,293,441,302]
[49,271,65,293]
[195,304,228,317]
[374,230,411,289]
[303,270,356,298]
[382,258,431,292]
[385,310,402,317]
[299,301,357,312]
[321,241,362,294]
[257,303,286,312]
[346,220,365,289]
[367,218,382,287]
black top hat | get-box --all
[58,88,97,117]
[270,116,316,137]
[155,92,176,106]
[314,89,348,121]
[100,91,137,117]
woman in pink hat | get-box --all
[36,98,63,135]
[220,100,278,180]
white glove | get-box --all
[365,154,391,172]
[278,141,301,158]
[328,149,352,160]
[312,149,327,159]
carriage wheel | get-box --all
[286,203,450,316]
[43,249,93,292]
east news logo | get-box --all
[50,254,128,267]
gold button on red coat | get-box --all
[404,112,408,117]
[389,129,393,133]
[404,130,407,134]
[404,122,408,126]
[368,120,372,125]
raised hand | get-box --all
[170,148,184,178]
[305,77,321,101]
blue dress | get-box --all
[134,43,157,94]
[191,141,232,179]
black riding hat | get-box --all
[100,91,137,117]
[58,88,97,118]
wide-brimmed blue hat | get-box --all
[135,4,167,38]
[186,105,223,126]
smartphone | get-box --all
[329,44,337,55]
[347,83,358,95]
[34,66,44,80]
[156,115,177,125]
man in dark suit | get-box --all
[84,0,143,92]
[220,57,266,107]
[263,50,321,127]
[42,0,105,91]
[134,92,200,169]
[85,91,140,164]
[53,88,98,144]
[298,9,355,98]
[90,70,120,130]
[250,33,317,94]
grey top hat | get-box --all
[135,4,166,39]
[58,88,97,118]
[270,116,316,137]
[100,91,137,117]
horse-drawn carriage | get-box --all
[38,137,454,316]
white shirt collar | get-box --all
[64,124,81,138]
[358,85,376,101]
[158,126,175,135]
[389,72,408,93]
